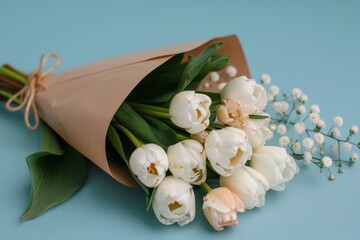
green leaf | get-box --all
[207,122,226,130]
[127,54,185,104]
[107,125,127,162]
[249,114,270,120]
[106,125,150,195]
[127,42,226,104]
[21,124,86,221]
[145,187,157,211]
[185,55,229,90]
[143,116,179,148]
[114,102,165,148]
[177,42,224,92]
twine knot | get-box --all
[5,53,61,130]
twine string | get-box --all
[5,53,61,130]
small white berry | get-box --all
[277,124,287,135]
[331,144,339,154]
[316,119,326,129]
[269,85,280,96]
[302,138,314,150]
[313,132,325,144]
[291,88,302,99]
[303,151,312,164]
[331,128,341,138]
[310,105,320,113]
[300,95,308,103]
[294,122,306,134]
[260,73,271,85]
[328,173,336,180]
[334,116,344,127]
[309,113,320,124]
[210,72,220,82]
[273,101,289,114]
[279,136,290,147]
[292,142,301,152]
[322,156,333,168]
[296,105,307,115]
[350,125,359,134]
[225,65,237,78]
[269,124,277,131]
[203,82,210,89]
[310,146,317,154]
[343,142,352,152]
[350,152,358,164]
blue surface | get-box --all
[1,0,360,239]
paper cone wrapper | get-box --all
[35,34,250,187]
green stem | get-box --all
[0,67,27,85]
[200,182,213,193]
[337,141,342,167]
[0,90,20,104]
[114,124,144,148]
[176,133,189,141]
[128,102,169,113]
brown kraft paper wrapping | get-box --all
[35,34,250,187]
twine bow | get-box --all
[5,53,61,130]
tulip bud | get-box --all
[129,144,168,188]
[205,127,252,176]
[152,176,195,226]
[250,146,298,191]
[220,166,270,209]
[190,130,209,144]
[167,139,207,185]
[203,187,245,231]
[221,76,267,115]
[169,91,211,134]
[216,98,248,128]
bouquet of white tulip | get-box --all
[1,35,358,232]
[107,68,300,229]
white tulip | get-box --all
[152,176,195,226]
[169,91,211,134]
[205,127,252,176]
[129,144,168,188]
[221,76,267,115]
[203,187,245,231]
[220,166,269,209]
[250,146,298,191]
[167,139,207,185]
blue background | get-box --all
[1,0,360,239]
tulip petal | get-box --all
[251,153,284,190]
